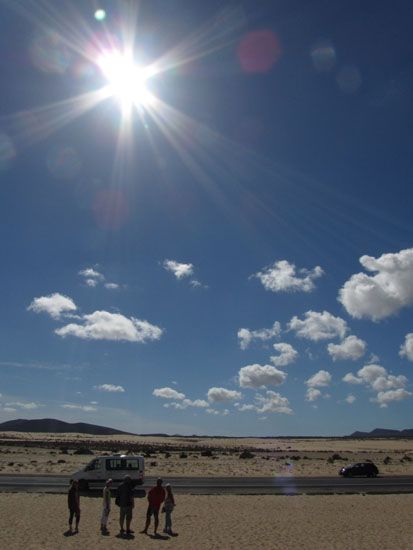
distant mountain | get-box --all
[349,428,413,438]
[0,418,135,436]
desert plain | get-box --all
[0,431,412,477]
[0,432,412,549]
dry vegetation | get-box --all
[0,432,412,477]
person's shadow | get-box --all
[63,529,75,537]
[149,533,170,540]
[116,533,135,540]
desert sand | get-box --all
[0,432,412,477]
[0,492,412,549]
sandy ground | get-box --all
[0,433,412,477]
[0,493,412,549]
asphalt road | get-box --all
[0,474,412,495]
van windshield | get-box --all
[106,458,140,471]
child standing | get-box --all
[163,484,176,535]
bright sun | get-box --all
[98,51,154,112]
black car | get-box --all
[339,462,379,477]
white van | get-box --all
[72,454,145,490]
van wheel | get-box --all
[78,479,89,491]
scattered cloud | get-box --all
[373,389,412,408]
[105,283,120,290]
[253,260,324,293]
[338,248,413,320]
[28,293,77,319]
[55,311,162,343]
[345,394,356,404]
[79,268,104,281]
[238,322,281,350]
[254,391,292,414]
[270,342,298,366]
[343,363,409,407]
[400,333,413,362]
[238,364,287,388]
[163,259,194,279]
[327,335,367,361]
[164,398,209,410]
[342,372,363,385]
[94,384,125,393]
[207,387,242,403]
[153,387,185,400]
[289,310,347,341]
[5,401,40,410]
[61,403,97,412]
[306,370,332,387]
[306,388,322,402]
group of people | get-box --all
[67,476,176,537]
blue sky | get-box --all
[0,0,412,436]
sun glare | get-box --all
[98,51,154,112]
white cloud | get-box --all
[238,364,287,389]
[164,398,209,410]
[28,293,77,319]
[270,343,298,366]
[61,404,97,412]
[288,310,347,341]
[153,387,185,400]
[327,335,367,361]
[342,372,363,385]
[343,364,408,407]
[400,333,413,362]
[105,283,120,290]
[339,248,413,321]
[238,322,281,350]
[253,260,324,293]
[371,374,407,392]
[357,364,387,384]
[85,278,99,287]
[79,268,104,281]
[374,389,412,408]
[3,407,16,412]
[206,408,220,415]
[306,388,322,402]
[207,387,242,403]
[345,394,356,404]
[306,370,332,387]
[55,311,162,343]
[163,259,194,279]
[5,401,40,410]
[254,391,292,414]
[236,404,256,412]
[94,384,125,393]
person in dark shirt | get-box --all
[141,478,165,536]
[117,475,135,535]
[67,479,80,533]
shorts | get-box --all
[120,506,133,523]
[146,505,160,520]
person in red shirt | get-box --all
[141,478,165,536]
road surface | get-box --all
[0,474,412,495]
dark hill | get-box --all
[350,428,413,438]
[0,418,135,436]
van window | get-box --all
[85,459,101,471]
[106,458,140,471]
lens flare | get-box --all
[94,9,106,22]
[98,51,154,112]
